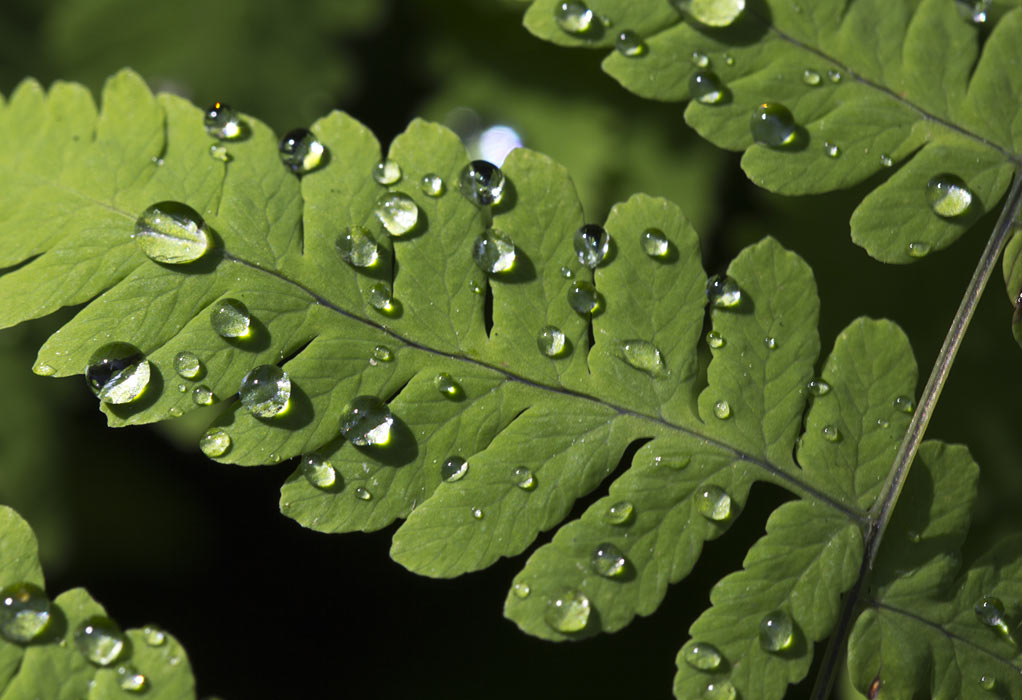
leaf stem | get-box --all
[809,170,1022,700]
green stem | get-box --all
[809,170,1022,700]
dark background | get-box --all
[2,1,1021,698]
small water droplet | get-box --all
[567,280,599,315]
[622,339,665,374]
[604,500,634,525]
[177,383,187,393]
[802,69,822,86]
[880,153,893,167]
[821,424,841,442]
[907,241,932,258]
[696,485,732,520]
[682,641,723,670]
[133,201,211,264]
[978,674,996,691]
[591,542,627,578]
[671,0,746,26]
[703,679,737,700]
[759,610,795,651]
[373,345,394,362]
[827,69,842,83]
[512,466,536,490]
[823,141,841,158]
[807,379,830,396]
[142,625,166,647]
[764,336,778,349]
[210,298,251,338]
[640,228,669,257]
[975,596,1012,639]
[239,365,290,417]
[513,582,531,599]
[459,160,505,206]
[554,1,595,35]
[559,265,574,279]
[537,325,567,357]
[574,224,610,269]
[85,343,150,404]
[336,225,380,267]
[471,507,484,520]
[615,30,647,57]
[116,664,148,692]
[927,174,973,217]
[751,103,797,147]
[907,530,921,544]
[33,363,56,376]
[441,456,469,482]
[468,280,484,295]
[301,453,337,489]
[279,128,325,174]
[690,71,726,104]
[877,418,890,429]
[199,429,231,457]
[0,582,52,643]
[354,486,373,501]
[706,274,742,308]
[690,51,711,68]
[724,53,735,66]
[545,589,590,633]
[210,145,234,165]
[473,228,516,273]
[339,396,394,446]
[74,616,125,666]
[705,330,725,349]
[204,102,243,140]
[420,173,445,197]
[192,385,214,406]
[893,395,916,414]
[712,400,731,420]
[367,284,397,314]
[956,0,990,24]
[374,192,419,236]
[435,373,462,399]
[168,406,183,418]
[373,158,402,185]
[174,351,202,379]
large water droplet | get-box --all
[133,201,211,264]
[545,589,590,633]
[239,365,291,418]
[204,102,243,140]
[279,128,325,174]
[591,542,627,578]
[373,158,402,185]
[690,71,726,105]
[513,582,531,599]
[696,485,732,520]
[807,379,830,396]
[640,228,669,257]
[682,641,723,671]
[706,330,725,349]
[706,274,742,308]
[301,453,337,489]
[74,616,125,666]
[0,582,51,643]
[116,664,148,692]
[339,396,394,446]
[420,173,445,197]
[604,500,634,525]
[210,298,251,338]
[567,280,599,314]
[441,456,469,482]
[670,0,746,26]
[336,226,380,268]
[712,400,731,420]
[927,174,973,217]
[192,385,214,406]
[374,192,419,236]
[537,325,567,357]
[473,228,516,273]
[615,30,647,57]
[703,680,737,700]
[975,596,1012,638]
[200,429,231,457]
[142,625,166,647]
[759,610,794,651]
[367,284,397,314]
[85,343,150,404]
[893,395,916,414]
[622,339,665,374]
[33,364,56,376]
[459,160,505,206]
[174,351,202,379]
[512,466,536,490]
[554,1,595,34]
[751,103,797,147]
[802,69,822,86]
[574,224,610,269]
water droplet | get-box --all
[545,589,590,633]
[537,325,567,357]
[751,103,797,147]
[907,530,921,543]
[591,542,627,578]
[512,466,536,490]
[615,30,647,57]
[893,395,916,414]
[759,610,794,651]
[690,71,726,104]
[763,336,778,349]
[927,174,973,217]
[33,364,55,376]
[907,241,932,258]
[705,330,725,349]
[682,641,723,670]
[441,456,468,482]
[706,274,742,308]
[956,0,990,24]
[336,225,380,267]
[420,173,445,197]
[373,158,402,185]
[690,51,711,68]
[142,625,166,647]
[116,664,148,692]
[880,153,893,167]
[435,373,463,399]
[807,379,830,396]
[239,365,290,417]
[696,485,732,520]
[724,54,735,66]
[367,284,397,314]
[567,280,599,315]
[712,400,731,420]
[978,674,996,691]
[459,160,505,206]
[85,343,150,404]
[975,596,1012,639]
[374,192,419,236]
[671,0,746,26]
[622,339,665,374]
[174,351,202,379]
[192,385,214,406]
[559,265,574,279]
[513,582,531,599]
[877,418,890,429]
[177,383,187,393]
[0,582,51,643]
[301,453,337,489]
[823,141,841,158]
[339,396,393,446]
[827,69,842,83]
[573,224,610,269]
[821,424,841,442]
[468,280,484,295]
[199,429,231,457]
[640,228,669,257]
[210,298,251,338]
[473,228,516,273]
[373,345,394,362]
[604,500,634,525]
[209,144,231,162]
[703,679,737,700]
[133,201,211,264]
[801,69,822,86]
[554,1,595,34]
[204,101,242,140]
[168,406,183,418]
[279,128,325,174]
[471,507,484,520]
[354,486,372,501]
[74,616,125,666]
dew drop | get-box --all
[354,486,373,501]
[367,284,397,314]
[827,69,842,83]
[591,542,627,578]
[336,225,380,268]
[373,345,394,362]
[0,582,52,643]
[880,153,894,167]
[458,160,505,206]
[907,241,931,258]
[471,507,484,520]
[192,385,214,406]
[209,144,230,162]
[545,589,590,633]
[299,454,337,489]
[537,325,567,357]
[682,641,723,671]
[703,679,737,700]
[696,485,732,520]
[199,429,231,457]
[33,364,55,376]
[177,383,187,393]
[807,379,830,396]
[85,343,150,404]
[473,228,516,273]
[374,192,419,236]
[116,664,148,692]
[690,71,726,105]
[763,336,778,349]
[823,141,841,158]
[706,330,725,349]
[133,201,211,264]
[690,51,711,68]
[712,400,731,420]
[615,30,647,57]
[802,69,822,86]
[978,674,996,691]
[513,582,531,599]
[168,406,183,418]
[759,610,795,651]
[239,365,290,418]
[441,456,469,482]
[174,351,202,379]
[435,373,462,399]
[204,101,242,140]
[210,298,251,338]
[751,103,797,147]
[640,228,669,257]
[622,339,665,374]
[567,280,599,315]
[926,174,973,217]
[893,395,916,414]
[956,0,990,24]
[559,265,574,279]
[975,596,1012,638]
[420,173,445,197]
[373,158,402,185]
[512,466,536,490]
[604,500,634,525]
[279,128,325,174]
[73,616,125,666]
[339,396,394,446]
[821,424,841,442]
[706,274,742,308]
[670,0,746,26]
[142,625,166,647]
[554,1,595,35]
[573,224,610,269]
[724,53,735,66]
[877,418,890,429]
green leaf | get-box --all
[524,0,1021,264]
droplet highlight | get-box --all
[0,582,52,643]
[279,128,325,174]
[85,343,150,404]
[339,396,394,446]
[473,228,516,273]
[545,589,590,633]
[239,365,291,418]
[751,103,797,148]
[204,102,242,140]
[210,298,251,338]
[133,201,211,264]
